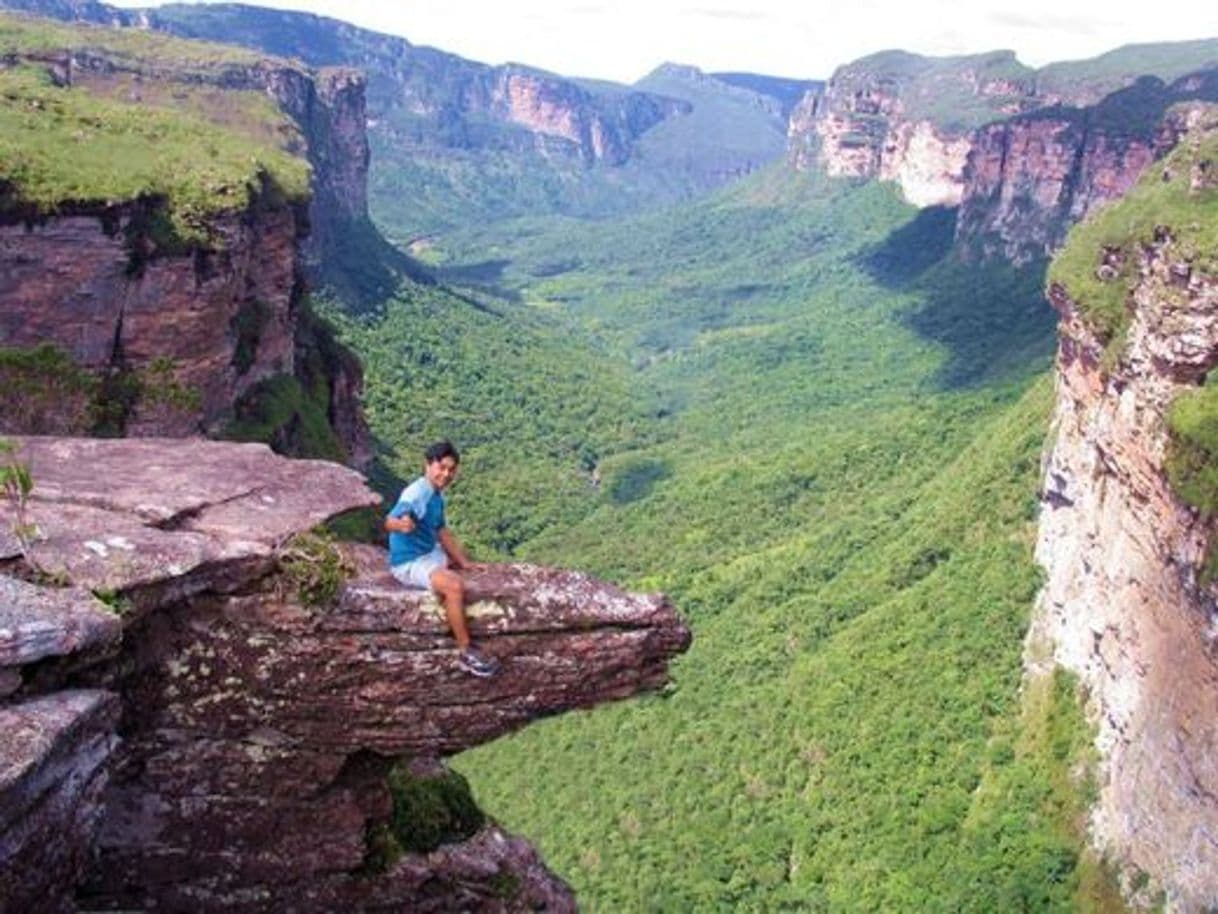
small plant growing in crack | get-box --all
[275,528,354,609]
[0,438,40,564]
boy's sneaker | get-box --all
[457,647,501,678]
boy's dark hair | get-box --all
[424,440,460,464]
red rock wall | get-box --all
[955,116,1168,263]
[1034,235,1218,910]
[0,195,303,436]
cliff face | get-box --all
[0,35,372,462]
[955,115,1160,262]
[256,61,372,262]
[1033,124,1218,910]
[787,50,1039,207]
[789,50,1218,260]
[117,3,686,168]
[957,74,1218,262]
[481,66,672,165]
[0,437,691,912]
[0,193,302,437]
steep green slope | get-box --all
[436,172,1115,911]
[320,161,1112,909]
[319,283,664,553]
[1038,38,1218,103]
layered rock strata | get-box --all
[59,1,690,167]
[0,42,372,458]
[0,191,303,436]
[0,437,690,912]
[789,53,1218,261]
[0,690,121,914]
[787,51,1039,207]
[1033,228,1218,907]
[956,76,1218,263]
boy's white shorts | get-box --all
[390,546,448,589]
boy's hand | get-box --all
[387,514,416,533]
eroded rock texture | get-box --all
[0,195,303,437]
[0,437,690,912]
[0,690,121,914]
[786,50,1039,207]
[789,55,1218,262]
[1034,229,1218,908]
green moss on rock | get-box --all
[1166,381,1218,581]
[275,528,352,608]
[387,765,486,854]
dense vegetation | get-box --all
[319,282,661,553]
[313,151,1129,909]
[1166,375,1218,581]
[1,8,1167,909]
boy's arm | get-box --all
[384,513,416,533]
[438,528,472,569]
[385,486,424,533]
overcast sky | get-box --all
[107,0,1218,83]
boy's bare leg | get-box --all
[430,568,471,649]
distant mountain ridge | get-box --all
[788,41,1218,260]
[0,0,808,236]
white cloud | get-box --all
[105,0,1218,82]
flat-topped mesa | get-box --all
[787,50,1040,207]
[0,437,690,911]
[787,46,1218,262]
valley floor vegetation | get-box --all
[330,163,1130,911]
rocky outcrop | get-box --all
[1,574,124,914]
[1032,143,1218,909]
[0,690,121,914]
[0,437,690,911]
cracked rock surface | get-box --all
[0,437,690,911]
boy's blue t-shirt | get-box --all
[387,477,446,566]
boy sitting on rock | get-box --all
[385,440,500,678]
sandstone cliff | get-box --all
[0,20,373,463]
[787,50,1039,207]
[957,72,1218,263]
[0,437,691,912]
[85,1,688,168]
[1032,114,1218,911]
[789,46,1218,259]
